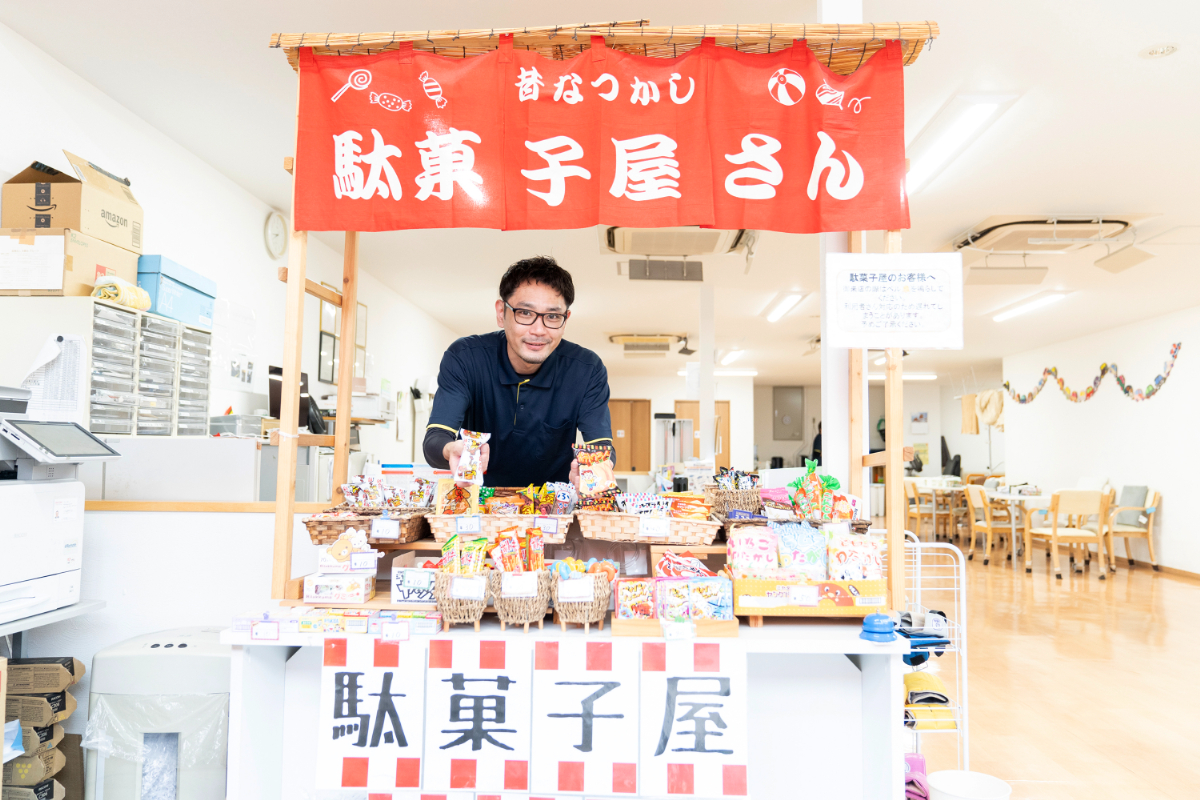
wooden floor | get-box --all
[919,533,1200,799]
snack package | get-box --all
[573,444,618,510]
[774,521,829,581]
[435,479,479,515]
[616,578,657,619]
[616,492,671,517]
[726,527,780,579]
[490,528,524,572]
[656,578,691,621]
[827,533,884,581]
[441,535,461,574]
[485,497,521,515]
[714,467,760,490]
[689,577,734,620]
[548,481,578,515]
[406,476,435,507]
[665,494,713,520]
[453,429,491,485]
[656,549,717,578]
[460,537,490,575]
[831,493,853,521]
[536,484,557,515]
[479,487,496,502]
[526,532,545,571]
[516,485,539,515]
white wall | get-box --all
[753,385,821,469]
[608,374,754,471]
[1004,305,1199,573]
[0,21,457,465]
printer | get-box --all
[0,385,120,626]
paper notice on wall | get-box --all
[0,235,65,291]
[21,334,85,423]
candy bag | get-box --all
[526,532,545,571]
[657,578,691,621]
[517,485,539,515]
[435,479,479,515]
[689,577,734,620]
[656,549,717,578]
[441,535,460,574]
[827,533,883,581]
[490,528,524,572]
[573,444,618,507]
[726,527,780,578]
[485,497,521,515]
[453,429,490,485]
[616,579,657,619]
[774,521,828,580]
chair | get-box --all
[1025,490,1111,579]
[1085,486,1160,571]
[905,479,934,538]
[964,473,986,486]
[962,484,1010,564]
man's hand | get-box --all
[444,440,489,487]
[569,458,580,490]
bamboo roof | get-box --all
[270,21,939,75]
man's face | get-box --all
[495,280,569,369]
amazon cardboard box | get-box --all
[0,228,138,296]
[4,691,76,727]
[1,152,142,253]
[1,749,65,787]
[20,724,64,756]
[5,658,85,695]
[1,779,66,800]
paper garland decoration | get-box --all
[1004,343,1181,404]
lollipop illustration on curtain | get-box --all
[418,70,448,108]
[331,68,372,102]
[768,67,806,105]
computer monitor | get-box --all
[268,367,310,423]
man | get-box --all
[422,256,613,487]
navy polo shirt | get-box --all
[427,331,612,487]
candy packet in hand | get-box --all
[453,429,490,485]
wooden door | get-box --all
[674,400,731,470]
[607,399,652,472]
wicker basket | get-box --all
[551,572,613,632]
[427,514,570,544]
[577,511,721,546]
[488,570,553,632]
[305,505,430,546]
[703,487,763,517]
[433,572,492,630]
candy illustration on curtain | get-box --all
[316,636,427,791]
[1004,342,1182,404]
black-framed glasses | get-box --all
[505,302,568,329]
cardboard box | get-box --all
[55,735,82,800]
[1,778,65,800]
[390,567,437,605]
[137,255,216,330]
[1,152,143,253]
[5,659,85,695]
[4,691,76,727]
[0,228,138,296]
[342,609,376,634]
[303,573,375,605]
[732,578,888,618]
[1,749,65,786]
[20,724,64,756]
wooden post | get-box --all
[847,230,866,500]
[331,232,360,505]
[883,229,906,611]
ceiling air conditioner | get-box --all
[953,217,1129,257]
[608,333,685,359]
[601,226,747,256]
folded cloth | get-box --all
[906,771,931,800]
[904,705,956,730]
[899,609,948,636]
[904,670,950,705]
[92,275,151,310]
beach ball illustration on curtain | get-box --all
[768,67,806,105]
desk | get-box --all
[986,490,1050,569]
[0,600,106,658]
[220,618,908,800]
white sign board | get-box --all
[424,639,534,792]
[530,640,641,795]
[639,641,750,798]
[316,636,427,790]
[823,252,963,350]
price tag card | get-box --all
[534,516,559,535]
[350,552,379,571]
[380,621,411,641]
[558,577,596,603]
[660,620,696,640]
[371,518,401,539]
[788,585,819,607]
[638,517,671,538]
[450,575,487,601]
[250,621,280,641]
[455,515,482,534]
[501,572,539,599]
[402,570,435,590]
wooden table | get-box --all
[986,489,1050,569]
[914,483,964,540]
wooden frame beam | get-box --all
[862,447,913,467]
[883,229,906,611]
[331,232,360,505]
[847,230,866,500]
[268,430,334,448]
[277,267,341,307]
